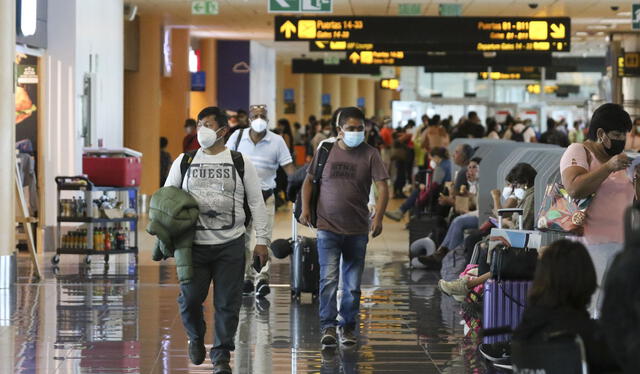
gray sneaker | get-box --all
[339,327,357,346]
[321,327,337,346]
[438,278,470,302]
[384,210,404,222]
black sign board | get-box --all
[619,52,640,77]
[276,16,571,53]
[292,59,380,74]
[344,51,551,67]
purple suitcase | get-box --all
[482,279,531,344]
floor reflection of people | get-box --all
[233,297,273,374]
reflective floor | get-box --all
[7,204,504,373]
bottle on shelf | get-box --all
[104,229,111,251]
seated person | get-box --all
[385,147,452,221]
[417,157,481,269]
[512,240,620,373]
[438,163,537,296]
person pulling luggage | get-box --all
[299,107,389,348]
[164,107,270,374]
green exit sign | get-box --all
[398,3,421,16]
[192,0,218,15]
[269,0,332,13]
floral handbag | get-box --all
[537,183,594,236]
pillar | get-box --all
[376,85,394,118]
[280,62,304,125]
[321,74,341,118]
[124,14,162,196]
[0,0,16,258]
[622,35,640,118]
[160,28,190,159]
[358,79,375,118]
[340,77,358,108]
[190,38,218,119]
[303,74,322,123]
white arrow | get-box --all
[275,0,291,7]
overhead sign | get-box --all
[398,3,421,16]
[292,58,380,74]
[634,4,640,30]
[192,0,218,15]
[619,52,640,77]
[276,16,571,52]
[526,84,558,94]
[478,66,542,80]
[323,55,340,65]
[344,51,551,67]
[269,0,332,13]
[439,4,462,17]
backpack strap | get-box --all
[313,141,335,184]
[232,128,244,151]
[179,149,199,188]
[230,150,251,227]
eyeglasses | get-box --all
[249,104,267,111]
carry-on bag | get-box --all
[290,212,320,299]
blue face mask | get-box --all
[342,130,365,148]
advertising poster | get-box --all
[15,54,38,153]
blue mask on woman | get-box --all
[343,130,365,148]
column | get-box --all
[376,85,394,118]
[622,35,640,117]
[280,62,304,125]
[190,38,218,119]
[358,79,375,118]
[303,74,322,124]
[124,14,162,195]
[250,41,276,125]
[321,74,341,118]
[160,28,190,159]
[340,77,358,108]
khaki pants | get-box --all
[244,195,275,284]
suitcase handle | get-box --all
[497,208,524,230]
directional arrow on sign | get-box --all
[280,20,297,39]
[349,52,360,63]
[193,2,203,13]
[550,23,565,39]
[315,41,326,49]
[275,0,292,7]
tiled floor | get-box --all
[7,203,504,373]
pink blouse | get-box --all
[560,144,635,245]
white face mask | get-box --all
[502,186,513,201]
[429,160,437,169]
[197,126,222,149]
[514,187,526,200]
[323,130,331,136]
[250,118,268,133]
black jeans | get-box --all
[177,236,245,363]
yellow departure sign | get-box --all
[275,16,571,53]
[526,84,558,94]
[380,79,399,90]
[348,51,405,65]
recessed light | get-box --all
[575,31,588,36]
[596,32,605,36]
[587,25,609,30]
[599,18,631,24]
[617,11,631,17]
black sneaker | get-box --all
[321,327,338,347]
[256,280,271,298]
[339,327,357,346]
[188,339,206,365]
[242,280,254,295]
[479,341,511,363]
[213,361,232,374]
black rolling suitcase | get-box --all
[408,213,447,247]
[290,212,320,299]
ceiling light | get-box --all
[599,18,631,24]
[587,25,609,30]
[617,11,631,17]
[596,32,605,36]
[575,31,588,36]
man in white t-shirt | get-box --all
[165,107,269,374]
[226,104,295,298]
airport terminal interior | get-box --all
[3,0,640,373]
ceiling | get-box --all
[128,0,638,58]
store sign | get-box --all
[633,4,640,30]
[269,0,332,13]
[276,16,571,52]
[15,54,39,152]
[17,0,38,36]
[192,0,219,15]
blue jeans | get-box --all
[441,213,478,250]
[400,189,419,213]
[317,230,369,330]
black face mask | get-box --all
[603,136,626,156]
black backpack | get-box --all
[180,149,251,227]
[293,141,334,227]
[511,125,530,142]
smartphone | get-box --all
[253,255,263,273]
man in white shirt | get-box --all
[165,107,269,374]
[227,104,295,298]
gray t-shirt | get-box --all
[309,142,389,235]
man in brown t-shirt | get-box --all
[300,107,389,348]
